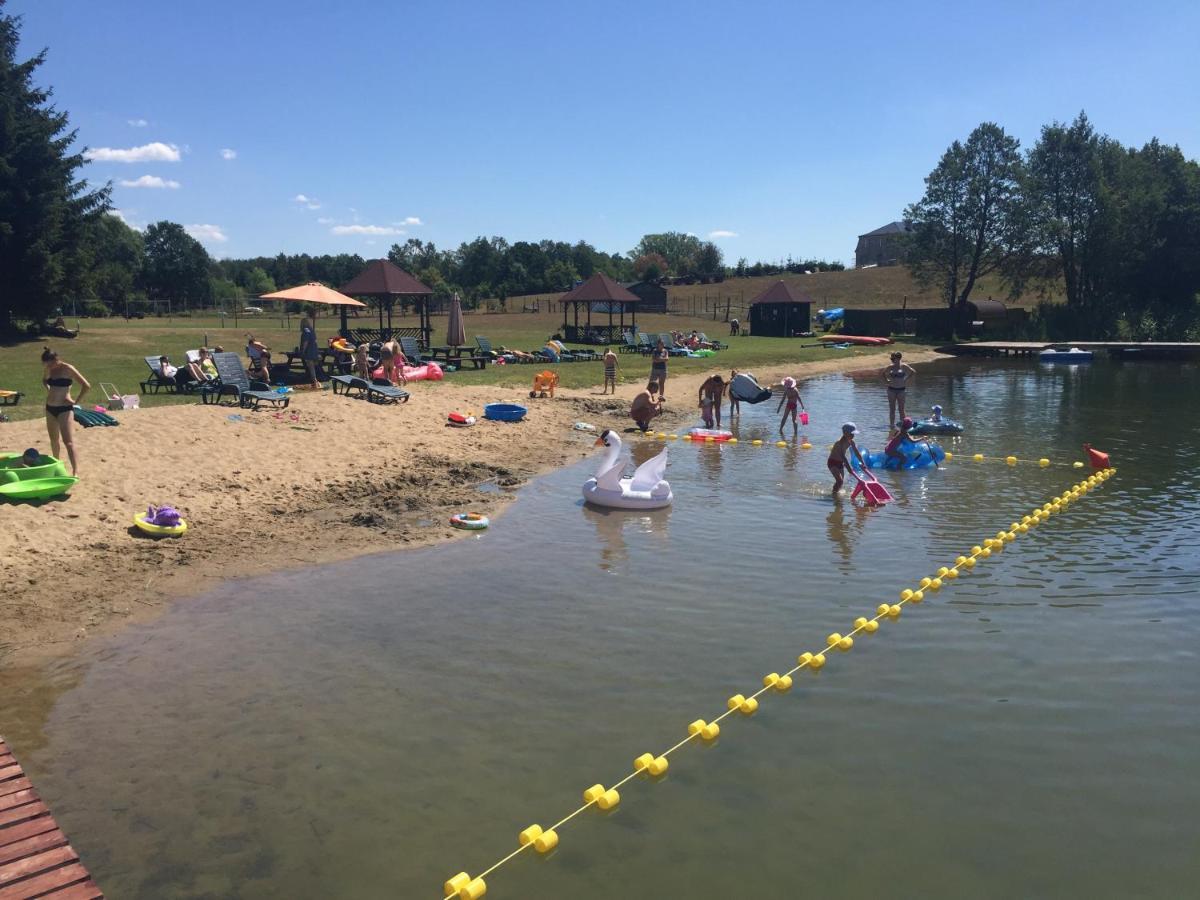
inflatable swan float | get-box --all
[582,429,673,509]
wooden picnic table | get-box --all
[429,347,488,370]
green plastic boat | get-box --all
[0,453,68,483]
[0,476,79,500]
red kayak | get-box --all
[819,334,894,346]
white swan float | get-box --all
[582,429,673,510]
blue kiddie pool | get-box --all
[484,403,528,422]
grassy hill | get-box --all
[504,266,1054,319]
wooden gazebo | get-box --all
[748,280,814,337]
[338,259,434,348]
[558,273,640,344]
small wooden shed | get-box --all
[748,280,813,337]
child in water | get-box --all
[884,417,914,465]
[775,376,805,435]
[828,423,867,493]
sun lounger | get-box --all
[0,390,23,406]
[140,356,179,394]
[620,332,641,353]
[698,332,726,351]
[330,374,410,404]
[398,336,428,366]
[202,352,290,409]
[657,334,689,356]
[636,333,655,354]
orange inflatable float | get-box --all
[1083,443,1110,469]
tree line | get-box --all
[906,113,1200,339]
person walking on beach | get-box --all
[828,422,867,495]
[775,376,806,436]
[40,346,89,476]
[602,347,618,394]
[881,351,915,427]
[698,374,726,429]
[650,338,669,399]
[299,310,320,389]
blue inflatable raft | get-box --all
[909,417,963,436]
[859,437,946,470]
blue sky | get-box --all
[12,0,1200,264]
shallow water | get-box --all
[5,358,1199,899]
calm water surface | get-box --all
[5,358,1199,899]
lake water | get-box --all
[4,358,1199,899]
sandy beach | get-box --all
[0,349,941,669]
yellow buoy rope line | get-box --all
[645,431,1088,467]
[442,468,1117,900]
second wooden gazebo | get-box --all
[558,273,640,345]
[338,259,434,348]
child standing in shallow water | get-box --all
[602,347,617,394]
[828,422,867,494]
[775,376,805,435]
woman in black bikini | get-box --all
[881,351,916,427]
[650,338,669,399]
[41,347,89,475]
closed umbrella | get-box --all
[446,292,467,349]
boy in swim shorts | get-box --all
[828,423,867,493]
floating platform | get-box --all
[941,341,1200,360]
[0,736,102,899]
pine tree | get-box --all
[0,1,110,330]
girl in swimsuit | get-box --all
[41,347,89,475]
[650,339,669,399]
[881,351,916,426]
[775,376,805,436]
[828,422,867,494]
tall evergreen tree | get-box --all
[0,1,110,330]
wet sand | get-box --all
[0,350,941,669]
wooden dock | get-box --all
[0,737,102,899]
[944,341,1200,359]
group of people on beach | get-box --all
[626,348,926,496]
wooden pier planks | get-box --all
[0,738,102,899]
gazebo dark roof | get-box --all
[339,259,432,296]
[750,280,816,305]
[559,273,640,304]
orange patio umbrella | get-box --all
[259,282,367,308]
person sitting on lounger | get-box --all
[248,350,272,384]
[198,348,219,381]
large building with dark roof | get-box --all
[855,221,911,268]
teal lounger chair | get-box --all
[330,374,410,404]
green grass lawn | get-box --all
[0,311,928,420]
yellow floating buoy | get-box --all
[944,451,954,460]
[887,604,902,618]
[739,697,759,714]
[773,674,793,692]
[919,577,932,589]
[964,557,976,568]
[900,589,913,602]
[705,436,715,443]
[1073,461,1084,468]
[827,632,842,647]
[762,673,780,688]
[876,603,890,616]
[668,434,678,440]
[728,438,738,444]
[809,653,826,670]
[973,453,984,461]
[519,824,543,846]
[956,555,968,566]
[929,577,943,590]
[701,722,720,740]
[980,547,992,558]
[534,829,558,853]
[1039,458,1050,467]
[776,440,788,448]
[445,873,471,897]
[656,432,666,439]
[937,566,950,578]
[910,590,924,603]
[1006,455,1018,466]
[798,651,814,666]
[752,439,763,446]
[682,434,692,441]
[801,442,812,450]
[583,784,606,804]
[864,620,879,633]
[727,694,746,710]
[945,569,959,580]
[853,617,868,629]
[598,789,620,810]
[837,636,853,651]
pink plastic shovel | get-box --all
[851,467,893,506]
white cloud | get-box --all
[331,224,403,236]
[219,148,237,160]
[119,174,180,189]
[292,193,321,210]
[316,217,335,225]
[708,230,738,239]
[127,118,148,127]
[185,223,228,243]
[84,141,181,163]
[400,216,422,226]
